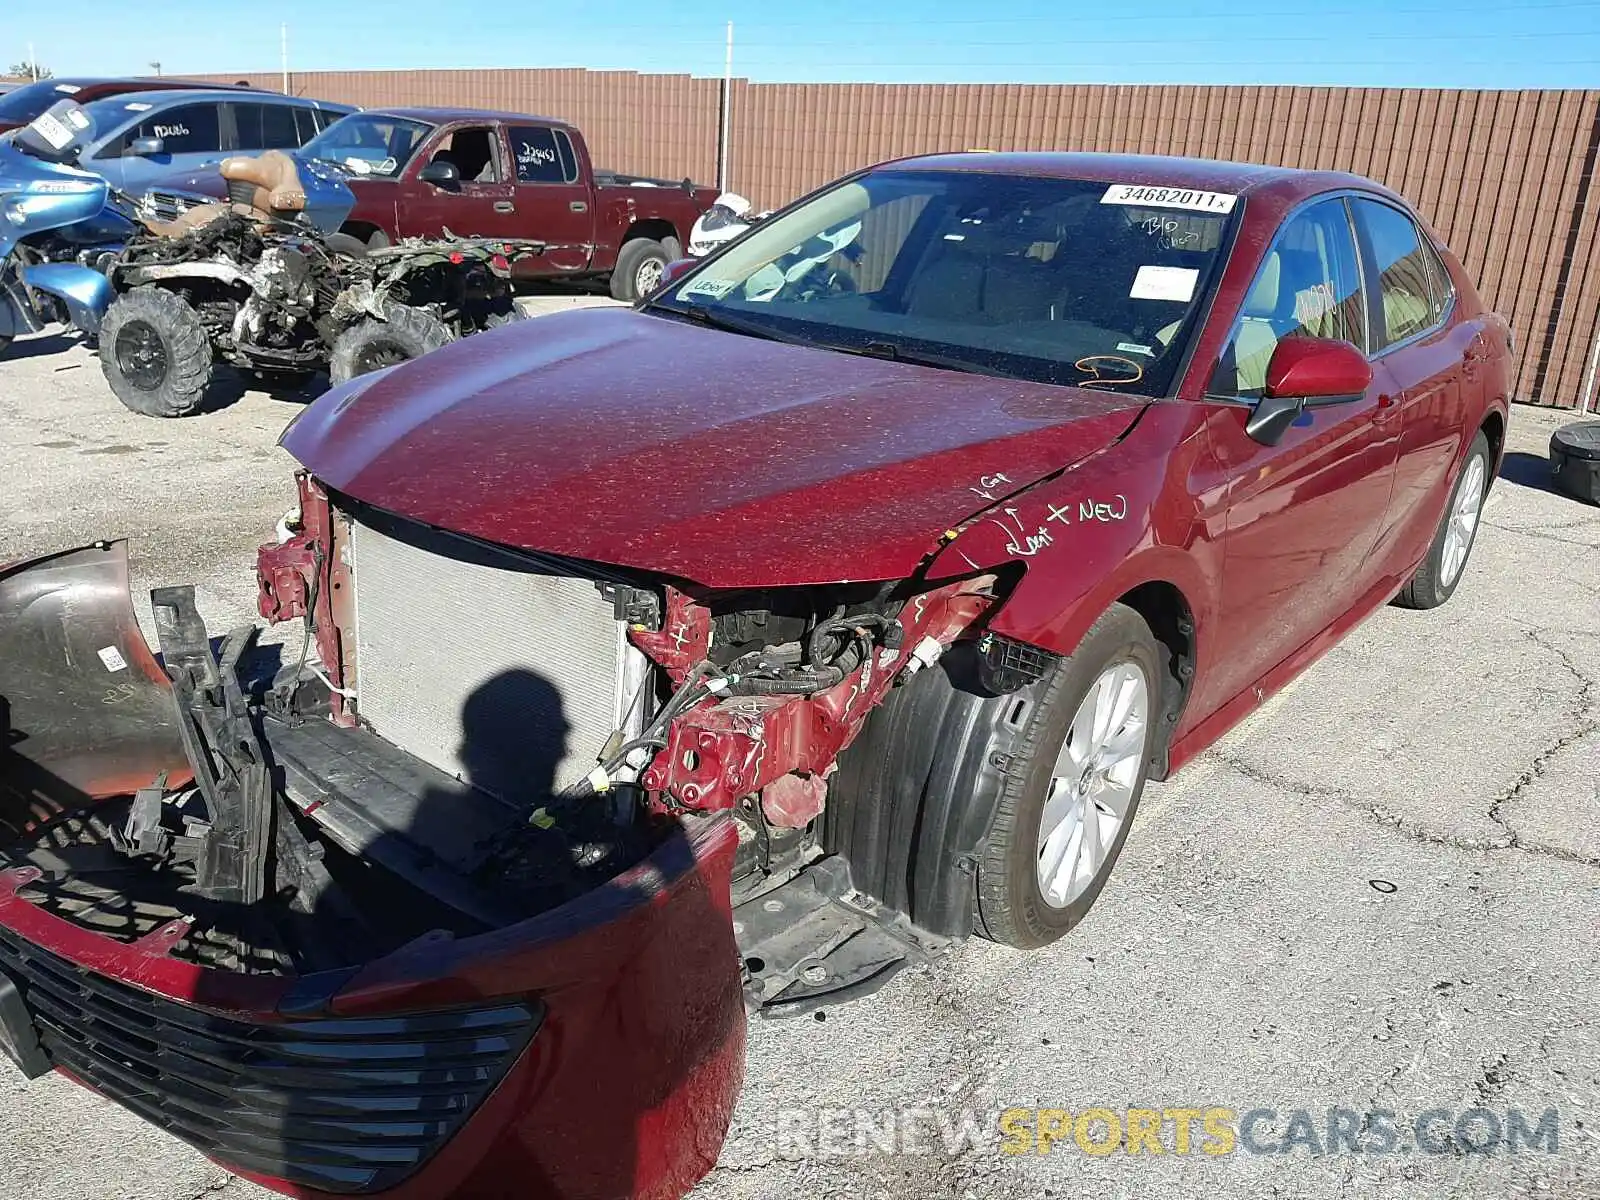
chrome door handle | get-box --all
[493,201,515,213]
[569,200,588,213]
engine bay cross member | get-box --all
[0,151,1510,1198]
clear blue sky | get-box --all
[8,0,1600,89]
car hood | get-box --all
[282,308,1149,587]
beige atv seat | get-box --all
[141,150,308,238]
[219,150,308,216]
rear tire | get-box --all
[1394,430,1491,610]
[974,604,1161,950]
[609,237,670,301]
[99,286,214,418]
[328,304,452,386]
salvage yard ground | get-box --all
[1,323,1597,1200]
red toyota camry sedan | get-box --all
[0,152,1509,1198]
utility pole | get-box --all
[26,42,37,81]
[717,21,734,193]
[281,24,290,95]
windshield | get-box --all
[11,98,100,164]
[0,80,92,124]
[653,168,1238,395]
[301,113,433,178]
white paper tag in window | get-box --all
[1130,265,1199,303]
[1102,184,1237,213]
[30,112,73,150]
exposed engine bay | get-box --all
[0,472,1041,1013]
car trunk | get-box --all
[0,538,744,1197]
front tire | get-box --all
[975,604,1161,949]
[609,237,670,301]
[1394,430,1491,610]
[328,304,452,386]
[99,286,214,418]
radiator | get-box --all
[347,511,644,804]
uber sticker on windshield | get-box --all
[1130,265,1199,303]
[682,278,737,299]
[1102,184,1237,214]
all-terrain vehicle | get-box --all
[96,149,537,416]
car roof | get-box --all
[367,106,575,129]
[10,76,238,91]
[87,88,345,107]
[887,151,1393,205]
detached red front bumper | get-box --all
[0,543,746,1200]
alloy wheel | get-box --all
[1440,454,1486,588]
[1036,660,1149,908]
[635,258,664,296]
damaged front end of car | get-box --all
[250,471,1019,1016]
[0,538,747,1199]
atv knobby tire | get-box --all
[328,304,453,386]
[99,286,214,418]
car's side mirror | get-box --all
[417,159,460,187]
[1245,336,1373,446]
[128,136,164,157]
[659,258,697,289]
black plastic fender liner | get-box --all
[0,542,188,807]
[823,642,1038,940]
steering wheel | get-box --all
[776,265,858,303]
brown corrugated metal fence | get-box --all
[135,71,1600,405]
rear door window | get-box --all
[1211,197,1367,399]
[509,126,575,183]
[1352,198,1440,349]
[231,102,303,151]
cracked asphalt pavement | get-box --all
[1,331,1596,1200]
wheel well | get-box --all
[622,218,680,249]
[1117,581,1196,780]
[1480,409,1506,470]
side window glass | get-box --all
[509,126,569,183]
[233,103,301,151]
[1421,238,1455,325]
[1211,198,1366,399]
[293,106,319,145]
[131,104,222,155]
[552,130,580,183]
[1353,199,1435,348]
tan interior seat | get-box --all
[1232,252,1283,396]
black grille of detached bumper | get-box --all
[0,927,540,1194]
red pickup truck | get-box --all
[146,106,719,300]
